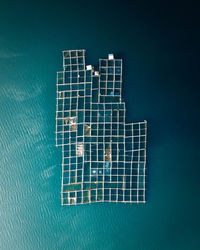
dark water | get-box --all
[0,1,199,249]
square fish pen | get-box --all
[56,49,147,205]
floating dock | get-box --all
[56,49,147,205]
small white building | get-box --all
[86,65,92,70]
[108,54,114,60]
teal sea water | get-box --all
[0,1,199,249]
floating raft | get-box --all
[56,49,147,205]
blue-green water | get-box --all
[0,1,199,249]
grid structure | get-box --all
[56,49,147,205]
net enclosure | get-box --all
[56,49,147,205]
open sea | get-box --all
[0,1,199,249]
